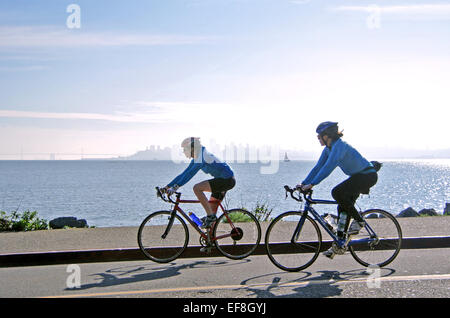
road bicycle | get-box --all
[265,185,402,272]
[138,187,261,263]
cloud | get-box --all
[0,101,235,124]
[334,3,450,16]
[0,65,46,72]
[0,26,213,48]
[0,109,169,124]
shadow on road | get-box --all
[66,258,396,298]
[240,268,396,298]
[68,258,251,291]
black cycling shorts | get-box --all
[208,177,236,200]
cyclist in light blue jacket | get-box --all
[299,122,378,258]
[164,137,235,228]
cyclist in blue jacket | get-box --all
[163,137,235,228]
[299,122,378,258]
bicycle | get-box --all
[138,187,261,263]
[265,185,402,272]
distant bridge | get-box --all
[0,153,127,159]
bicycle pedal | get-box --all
[200,246,213,254]
[323,250,335,259]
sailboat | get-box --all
[284,152,290,162]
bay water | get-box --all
[0,159,448,227]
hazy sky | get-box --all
[1,0,449,159]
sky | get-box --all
[0,0,449,159]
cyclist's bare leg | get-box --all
[193,181,215,216]
[208,197,222,214]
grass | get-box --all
[224,211,253,223]
[252,202,273,222]
[0,210,49,232]
[223,201,274,223]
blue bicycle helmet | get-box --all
[316,121,338,135]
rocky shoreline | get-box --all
[396,203,450,218]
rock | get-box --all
[49,217,88,229]
[418,208,438,217]
[397,207,419,218]
[445,203,450,216]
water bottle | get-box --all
[337,212,348,238]
[189,212,203,227]
[324,214,337,232]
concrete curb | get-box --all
[1,236,449,268]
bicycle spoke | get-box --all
[214,209,261,260]
[349,209,402,267]
[138,211,189,263]
[265,211,321,272]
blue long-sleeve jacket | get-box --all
[167,147,234,188]
[302,139,374,186]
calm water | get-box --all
[0,160,449,227]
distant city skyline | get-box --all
[1,1,449,158]
[1,142,449,161]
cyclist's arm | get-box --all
[167,160,202,188]
[309,145,341,185]
[302,148,329,185]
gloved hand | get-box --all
[162,185,177,196]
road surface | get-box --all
[1,247,449,298]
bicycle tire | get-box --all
[349,209,402,268]
[213,208,261,260]
[138,210,189,263]
[265,211,322,272]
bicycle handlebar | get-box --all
[284,185,313,203]
[155,186,180,204]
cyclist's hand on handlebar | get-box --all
[301,184,313,192]
[165,187,176,196]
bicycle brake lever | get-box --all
[283,185,290,199]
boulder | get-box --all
[49,217,88,229]
[418,208,438,217]
[397,207,419,218]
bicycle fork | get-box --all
[291,212,307,243]
[162,210,177,239]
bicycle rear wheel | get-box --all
[138,210,189,263]
[265,211,322,272]
[349,209,402,267]
[213,209,261,260]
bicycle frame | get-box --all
[163,191,240,243]
[291,189,379,248]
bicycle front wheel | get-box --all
[265,211,322,272]
[213,209,261,260]
[349,209,402,267]
[138,210,189,263]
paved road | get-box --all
[1,247,449,298]
[1,216,449,300]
